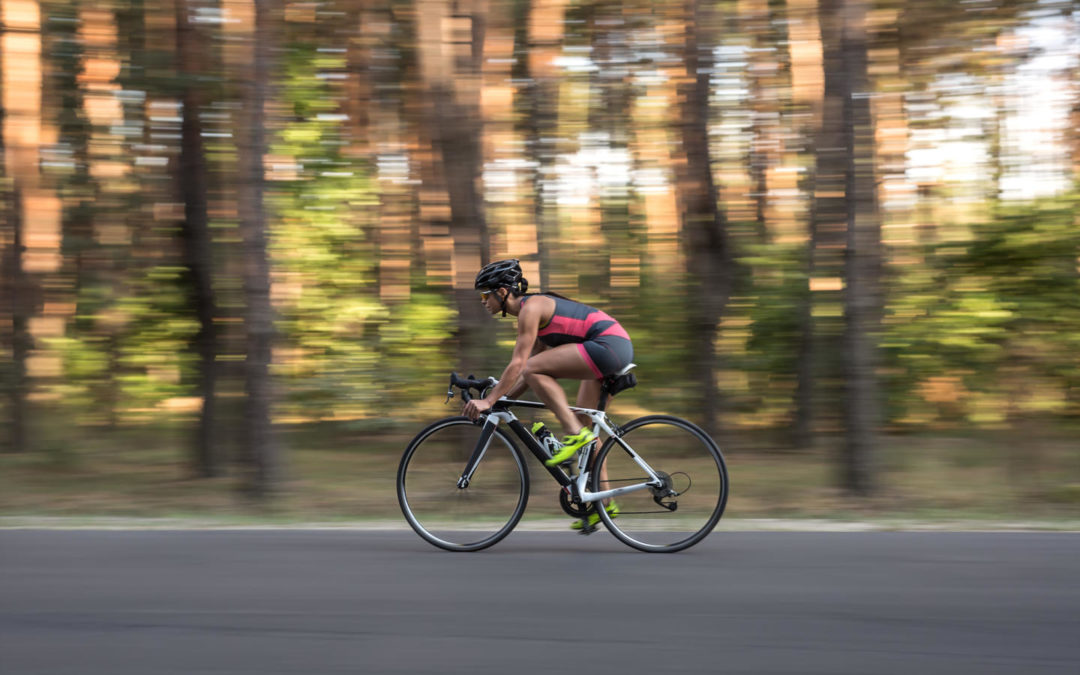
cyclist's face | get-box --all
[479,288,499,312]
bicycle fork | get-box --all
[456,417,499,489]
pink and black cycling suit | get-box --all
[520,293,633,379]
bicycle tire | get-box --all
[592,415,728,552]
[397,416,530,552]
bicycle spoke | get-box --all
[398,418,529,552]
[593,415,728,552]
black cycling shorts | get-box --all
[578,335,634,379]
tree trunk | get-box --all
[110,0,150,429]
[176,0,221,478]
[368,3,417,306]
[674,0,735,437]
[51,0,100,431]
[519,0,568,292]
[5,186,29,454]
[587,0,636,304]
[2,13,31,453]
[795,0,848,448]
[792,198,817,449]
[416,0,494,374]
[839,0,880,496]
[237,0,279,496]
[342,0,373,161]
[745,0,789,245]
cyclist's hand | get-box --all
[463,397,492,421]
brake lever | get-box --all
[443,384,472,404]
[445,371,486,405]
[445,373,456,404]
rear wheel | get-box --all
[397,417,529,551]
[592,415,727,552]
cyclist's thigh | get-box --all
[525,343,596,380]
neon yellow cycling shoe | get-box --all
[544,427,596,466]
[571,500,619,531]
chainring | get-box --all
[559,489,593,518]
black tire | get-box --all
[591,415,727,552]
[397,417,529,551]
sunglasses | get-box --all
[480,290,493,300]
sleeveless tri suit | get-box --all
[519,293,633,379]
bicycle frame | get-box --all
[457,399,664,505]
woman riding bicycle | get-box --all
[461,259,634,528]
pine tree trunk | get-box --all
[839,0,880,496]
[2,16,30,454]
[51,0,99,430]
[674,0,735,436]
[237,0,279,496]
[796,0,848,448]
[587,1,635,302]
[369,3,415,306]
[176,0,221,478]
[417,0,494,374]
[792,206,817,449]
[6,186,29,454]
[342,0,372,161]
[520,0,568,292]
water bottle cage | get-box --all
[531,423,560,458]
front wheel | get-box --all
[592,415,728,552]
[397,417,529,552]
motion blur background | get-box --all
[1,0,1077,521]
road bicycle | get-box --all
[396,365,729,552]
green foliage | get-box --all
[883,193,1080,424]
[744,243,806,379]
[377,292,458,412]
[115,266,200,408]
[269,39,384,421]
[45,265,199,421]
[9,0,1079,456]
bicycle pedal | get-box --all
[579,523,598,535]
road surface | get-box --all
[2,529,1077,674]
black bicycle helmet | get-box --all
[475,259,529,317]
[474,259,528,295]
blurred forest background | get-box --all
[1,0,1078,519]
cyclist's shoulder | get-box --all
[518,293,553,323]
[521,292,556,309]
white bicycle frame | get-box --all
[475,402,665,504]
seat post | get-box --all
[597,389,610,412]
[597,363,635,413]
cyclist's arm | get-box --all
[505,341,547,398]
[480,302,544,405]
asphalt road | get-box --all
[1,529,1078,674]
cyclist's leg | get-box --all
[576,377,612,508]
[522,344,596,435]
[573,336,631,521]
[574,377,602,424]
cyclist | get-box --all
[462,258,633,530]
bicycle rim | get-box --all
[397,417,529,552]
[592,415,727,552]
